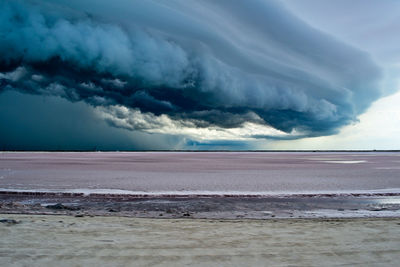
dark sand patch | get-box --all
[1,192,400,219]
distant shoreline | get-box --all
[1,150,400,152]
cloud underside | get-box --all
[0,0,382,141]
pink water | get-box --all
[1,152,399,194]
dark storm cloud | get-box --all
[0,91,184,150]
[0,0,383,138]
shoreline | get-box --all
[1,213,400,222]
[2,188,400,198]
[2,191,400,220]
[2,152,400,219]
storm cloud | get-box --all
[0,0,383,140]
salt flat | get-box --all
[0,152,399,194]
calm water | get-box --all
[1,152,400,194]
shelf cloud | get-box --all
[0,0,383,141]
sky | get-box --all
[0,0,399,150]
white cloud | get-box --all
[267,90,400,150]
[95,105,293,141]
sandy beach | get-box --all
[1,215,400,266]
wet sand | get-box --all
[1,214,400,266]
[1,152,400,194]
[1,193,400,219]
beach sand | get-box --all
[1,214,400,266]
